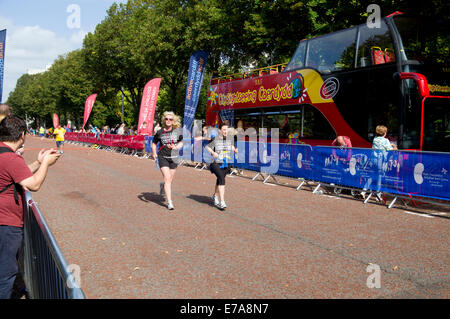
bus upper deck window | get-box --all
[357,20,395,68]
[306,27,357,73]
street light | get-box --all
[121,86,124,123]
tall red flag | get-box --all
[137,78,161,136]
[82,94,97,130]
[52,113,59,128]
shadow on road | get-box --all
[186,194,215,207]
[137,192,166,207]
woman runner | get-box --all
[151,111,183,210]
[205,123,238,210]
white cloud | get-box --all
[0,16,87,101]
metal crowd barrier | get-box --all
[20,191,85,299]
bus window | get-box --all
[401,79,421,149]
[285,40,307,71]
[357,20,395,67]
[233,105,335,142]
[306,27,357,73]
[263,113,299,140]
[422,98,450,152]
[393,16,449,64]
[301,105,336,140]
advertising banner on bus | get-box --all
[207,69,330,111]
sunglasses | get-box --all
[164,118,174,121]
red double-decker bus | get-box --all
[205,12,449,151]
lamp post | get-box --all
[121,87,124,123]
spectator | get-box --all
[39,126,45,140]
[117,123,125,135]
[372,125,397,150]
[194,125,213,142]
[361,125,396,201]
[0,116,61,299]
[332,135,352,148]
[153,121,161,136]
[112,124,120,134]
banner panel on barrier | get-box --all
[64,133,450,201]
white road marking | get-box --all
[403,211,434,218]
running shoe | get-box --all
[160,182,165,196]
[217,201,227,210]
[168,201,174,210]
[212,194,219,206]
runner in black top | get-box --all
[151,111,183,210]
[205,123,238,210]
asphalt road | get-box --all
[23,136,449,299]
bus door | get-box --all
[421,96,450,152]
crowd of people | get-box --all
[0,101,402,299]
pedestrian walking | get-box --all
[151,111,183,210]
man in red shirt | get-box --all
[0,115,61,299]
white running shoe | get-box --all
[160,182,165,196]
[218,201,227,210]
[168,201,174,210]
[212,194,219,206]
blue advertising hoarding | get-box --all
[180,139,450,201]
[145,134,449,201]
[0,29,6,103]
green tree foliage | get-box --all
[7,1,448,129]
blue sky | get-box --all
[0,0,127,101]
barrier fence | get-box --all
[65,133,450,207]
[20,191,85,299]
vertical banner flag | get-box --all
[82,93,97,130]
[137,78,161,136]
[183,50,209,133]
[0,29,6,103]
[53,113,59,128]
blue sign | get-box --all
[144,135,450,201]
[182,139,450,201]
[0,29,6,103]
[183,50,209,132]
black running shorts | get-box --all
[158,155,178,169]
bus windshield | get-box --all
[393,15,449,65]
